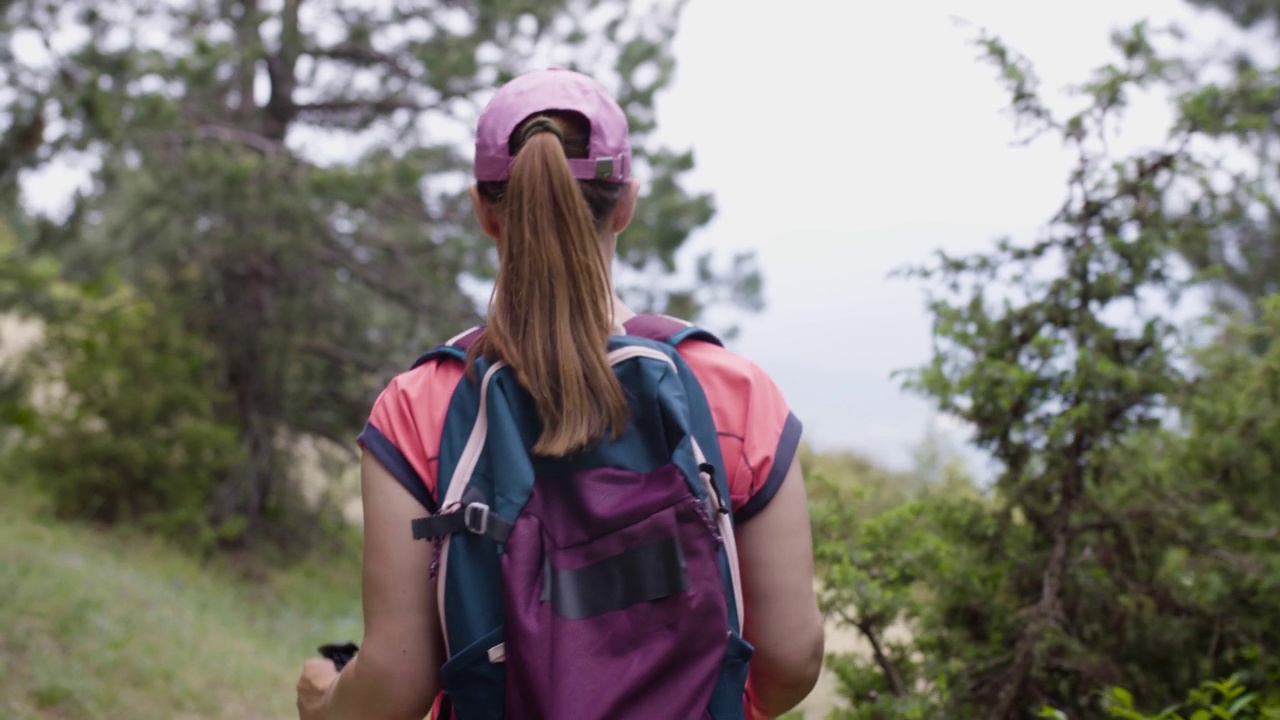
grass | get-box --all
[0,484,363,720]
[0,467,851,720]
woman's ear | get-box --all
[470,185,502,240]
[609,180,641,234]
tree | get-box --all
[1185,0,1280,31]
[19,277,245,547]
[899,27,1203,713]
[812,22,1280,718]
[0,0,761,545]
[1155,0,1280,325]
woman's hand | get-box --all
[295,658,340,720]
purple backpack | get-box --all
[410,314,751,720]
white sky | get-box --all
[652,0,1250,471]
[13,0,1258,474]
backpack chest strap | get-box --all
[412,488,514,544]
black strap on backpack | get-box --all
[411,487,514,544]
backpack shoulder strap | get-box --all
[622,313,723,348]
[416,317,715,366]
[410,326,485,369]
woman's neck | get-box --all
[610,293,636,334]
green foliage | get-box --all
[1,0,755,546]
[1149,0,1280,328]
[800,445,922,519]
[0,213,48,439]
[16,277,242,547]
[811,465,1018,720]
[1172,56,1280,326]
[809,19,1280,720]
[1040,663,1280,720]
[0,209,57,312]
[890,24,1203,716]
[803,438,993,719]
[1184,0,1280,33]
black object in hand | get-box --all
[318,642,359,671]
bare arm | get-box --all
[736,457,825,718]
[308,451,442,720]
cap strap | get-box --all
[519,117,564,144]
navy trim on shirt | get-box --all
[733,412,803,525]
[357,421,438,513]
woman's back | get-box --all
[295,68,824,720]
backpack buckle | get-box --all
[464,502,491,536]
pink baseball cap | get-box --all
[473,67,632,183]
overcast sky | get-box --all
[651,0,1252,471]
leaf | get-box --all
[1113,687,1136,709]
[1226,693,1256,718]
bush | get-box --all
[16,277,243,546]
[0,214,54,449]
[1041,660,1280,720]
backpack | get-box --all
[409,314,752,720]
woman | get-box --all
[296,67,824,720]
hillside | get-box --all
[2,477,892,719]
[0,485,362,720]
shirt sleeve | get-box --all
[355,360,465,513]
[677,341,804,525]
